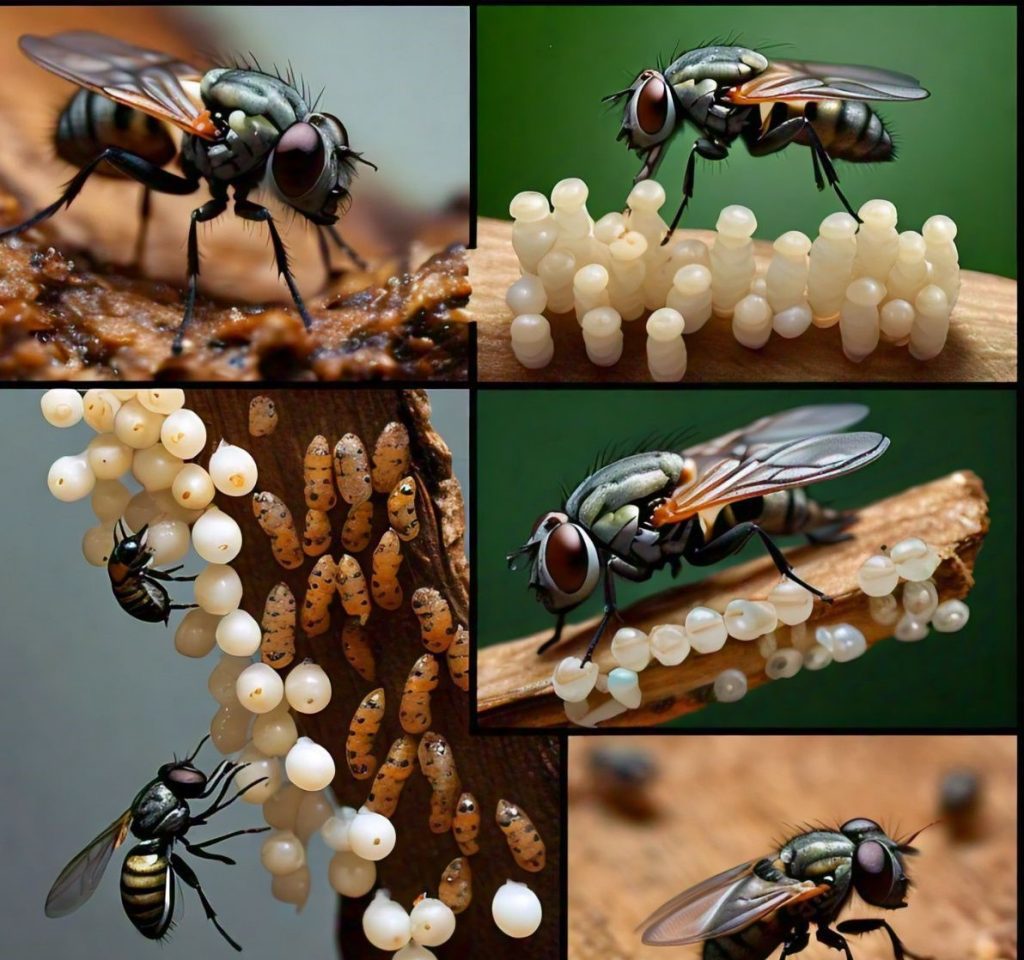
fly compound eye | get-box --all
[536,522,600,610]
[165,764,207,797]
[531,511,568,536]
[854,839,898,904]
[272,122,326,199]
[841,817,883,838]
[627,71,675,147]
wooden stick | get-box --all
[477,471,989,729]
[471,218,1017,383]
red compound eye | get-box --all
[544,524,589,594]
[637,74,669,135]
[272,122,326,198]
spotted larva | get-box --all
[400,654,440,734]
[302,508,332,557]
[453,792,480,856]
[346,687,385,781]
[333,433,372,505]
[364,735,418,818]
[496,799,546,873]
[252,491,304,570]
[411,587,456,653]
[303,435,337,511]
[261,582,296,670]
[341,616,376,682]
[387,476,420,542]
[248,395,278,437]
[418,732,462,834]
[438,857,472,914]
[336,554,371,624]
[371,421,411,494]
[341,501,374,553]
[447,625,469,692]
[371,530,404,611]
[301,555,337,637]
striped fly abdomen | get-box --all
[108,564,172,623]
[120,841,174,940]
[776,99,894,162]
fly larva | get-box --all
[333,433,372,505]
[453,792,480,856]
[418,733,461,834]
[260,582,296,670]
[248,395,278,437]
[301,554,337,637]
[387,476,420,542]
[411,587,455,653]
[341,616,376,682]
[372,421,411,494]
[364,735,418,818]
[447,625,469,692]
[346,687,385,781]
[302,508,332,557]
[252,491,303,570]
[400,654,439,734]
[438,857,472,914]
[496,799,546,873]
[336,553,370,624]
[303,435,337,511]
[371,530,404,611]
[341,501,374,553]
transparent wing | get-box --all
[45,810,133,917]
[19,31,215,139]
[639,859,828,945]
[654,431,889,527]
[727,59,929,104]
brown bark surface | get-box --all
[187,389,559,960]
[478,471,988,729]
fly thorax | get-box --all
[570,452,685,528]
[132,782,188,838]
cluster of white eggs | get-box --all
[506,178,961,378]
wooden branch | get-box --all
[186,390,559,960]
[478,471,989,729]
[471,218,1017,383]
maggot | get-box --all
[496,799,546,873]
[400,654,439,734]
[346,688,385,781]
[411,587,455,652]
[341,501,374,554]
[447,624,469,692]
[418,732,461,834]
[371,530,404,611]
[364,735,418,818]
[260,582,296,670]
[303,435,337,511]
[301,554,337,637]
[387,476,420,542]
[248,395,278,437]
[333,433,372,505]
[336,553,370,624]
[302,508,332,557]
[453,792,480,856]
[251,491,303,570]
[438,857,472,914]
[371,421,411,493]
[341,616,375,682]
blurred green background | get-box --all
[478,5,1017,279]
[477,389,1017,727]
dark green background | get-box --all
[478,5,1017,279]
[477,389,1016,727]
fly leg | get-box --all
[535,612,568,655]
[685,522,832,601]
[196,759,238,797]
[189,770,269,826]
[174,188,229,356]
[170,854,243,951]
[581,560,647,664]
[181,826,271,865]
[328,224,368,271]
[234,197,314,333]
[662,138,730,242]
[132,186,152,270]
[145,565,197,582]
[781,924,811,959]
[816,924,855,960]
[837,919,932,960]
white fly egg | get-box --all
[160,408,208,460]
[902,580,939,619]
[284,661,332,714]
[123,490,160,532]
[649,624,689,666]
[803,644,833,671]
[868,593,901,626]
[492,880,542,938]
[235,744,283,804]
[271,865,310,912]
[830,624,867,662]
[322,808,358,851]
[91,479,132,522]
[109,389,138,400]
[857,554,899,597]
[207,654,252,705]
[551,657,598,702]
[86,433,133,480]
[81,522,116,567]
[295,790,333,844]
[252,708,298,757]
[563,698,591,727]
[395,945,439,960]
[171,463,216,511]
[192,508,243,564]
[145,519,190,566]
[152,489,203,527]
[209,701,251,755]
[932,599,970,633]
[329,850,377,897]
[174,608,221,658]
[285,737,335,791]
[890,538,940,581]
[131,444,184,492]
[40,389,84,428]
[348,810,397,861]
[765,648,803,679]
[113,399,164,450]
[209,440,258,496]
[137,389,186,415]
[713,669,748,703]
[194,563,243,615]
[894,613,929,642]
[236,663,284,714]
[263,783,305,832]
[607,668,642,709]
[609,627,651,671]
[48,453,96,502]
[82,389,122,432]
[724,600,777,640]
[215,609,261,657]
[409,898,456,947]
[363,890,412,951]
[685,607,728,653]
[767,580,814,625]
[260,830,306,876]
[506,275,548,315]
[757,633,778,658]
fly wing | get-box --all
[727,59,929,104]
[44,810,133,917]
[19,31,215,139]
[639,859,828,946]
[654,431,889,527]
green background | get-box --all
[478,5,1017,279]
[477,389,1017,727]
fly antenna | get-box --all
[897,819,941,850]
